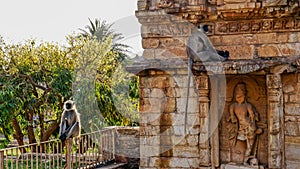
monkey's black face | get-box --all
[65,102,73,110]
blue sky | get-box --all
[0,0,142,55]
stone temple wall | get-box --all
[282,74,300,168]
[138,69,202,168]
[128,0,300,168]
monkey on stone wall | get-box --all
[187,25,228,62]
[184,25,229,133]
[59,100,81,142]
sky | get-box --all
[0,0,142,56]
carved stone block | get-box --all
[267,75,281,89]
[199,148,211,165]
[262,0,287,7]
[141,23,192,37]
[257,44,281,57]
[221,163,265,169]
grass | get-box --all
[4,159,64,169]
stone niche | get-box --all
[220,75,268,166]
[130,0,300,169]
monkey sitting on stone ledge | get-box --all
[187,25,229,62]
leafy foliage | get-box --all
[0,18,139,148]
[0,38,75,147]
[78,19,139,129]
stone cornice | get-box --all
[126,57,300,75]
[137,16,300,37]
[206,17,300,35]
[136,0,300,26]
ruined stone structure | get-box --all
[127,0,300,168]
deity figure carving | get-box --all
[227,82,263,165]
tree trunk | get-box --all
[26,112,37,152]
[11,118,26,153]
[39,112,44,141]
[41,122,60,142]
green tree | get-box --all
[78,19,139,129]
[0,36,81,148]
[0,19,139,148]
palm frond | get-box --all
[79,18,131,60]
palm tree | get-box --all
[77,18,139,128]
[79,18,130,61]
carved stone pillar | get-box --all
[198,74,211,166]
[266,74,284,168]
[210,75,220,168]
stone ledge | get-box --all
[126,57,300,75]
[221,163,265,169]
[95,163,127,169]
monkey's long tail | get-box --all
[184,58,192,135]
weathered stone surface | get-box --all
[285,142,300,162]
[285,122,300,136]
[289,94,300,103]
[149,76,168,88]
[278,43,300,56]
[199,118,209,133]
[140,97,167,113]
[173,75,195,88]
[199,134,210,148]
[175,87,198,98]
[140,126,160,136]
[188,125,200,135]
[221,163,264,169]
[139,157,150,167]
[283,84,295,94]
[164,98,176,113]
[135,1,300,169]
[140,135,160,146]
[199,148,211,166]
[257,44,281,57]
[172,146,199,157]
[254,33,277,44]
[285,160,300,169]
[142,38,160,49]
[176,97,199,113]
[149,88,165,98]
[216,45,254,60]
[150,157,200,168]
[160,37,186,48]
[168,47,187,57]
[140,145,160,157]
[285,103,300,116]
[143,48,187,59]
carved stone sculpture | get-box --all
[227,82,263,165]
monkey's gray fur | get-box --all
[184,25,225,134]
[59,100,81,142]
[187,26,225,62]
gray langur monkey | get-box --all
[184,25,226,134]
[59,100,81,142]
[187,25,225,62]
